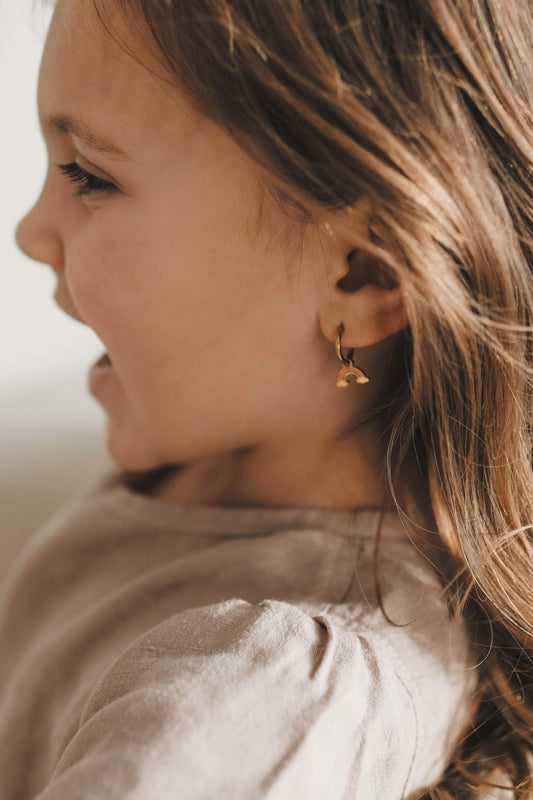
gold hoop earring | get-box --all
[335,324,370,387]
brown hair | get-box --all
[54,0,533,795]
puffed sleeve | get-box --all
[35,598,420,800]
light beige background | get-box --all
[1,2,112,589]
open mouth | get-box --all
[96,352,112,367]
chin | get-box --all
[105,419,166,475]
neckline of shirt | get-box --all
[92,466,407,539]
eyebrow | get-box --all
[43,113,134,162]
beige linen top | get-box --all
[0,466,476,800]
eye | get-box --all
[57,162,118,197]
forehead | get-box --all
[39,0,201,163]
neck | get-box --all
[143,422,397,512]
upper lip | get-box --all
[54,287,109,355]
[58,304,87,325]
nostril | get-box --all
[96,353,112,367]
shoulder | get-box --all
[42,597,440,799]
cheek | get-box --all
[68,207,284,403]
[66,236,190,402]
[66,227,144,338]
[66,260,117,345]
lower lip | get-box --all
[89,353,115,393]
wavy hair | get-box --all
[52,0,533,795]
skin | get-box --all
[15,0,409,509]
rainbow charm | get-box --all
[336,362,370,387]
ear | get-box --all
[316,198,409,349]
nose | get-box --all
[14,195,63,273]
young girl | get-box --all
[1,0,532,797]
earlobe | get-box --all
[375,284,410,339]
[338,283,409,349]
[318,282,409,351]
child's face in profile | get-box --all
[16,0,363,481]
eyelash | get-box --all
[57,162,118,197]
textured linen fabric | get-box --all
[0,465,476,799]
